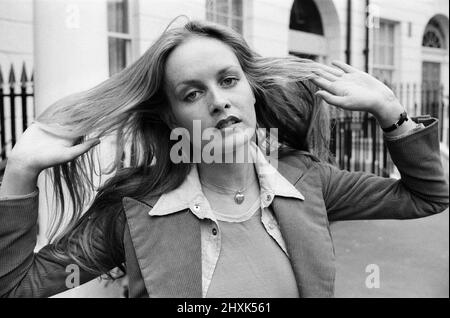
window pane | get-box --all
[216,14,228,26]
[387,24,394,66]
[232,0,242,17]
[380,23,386,43]
[206,10,213,21]
[205,0,243,34]
[109,37,128,76]
[374,22,396,66]
[373,42,379,63]
[206,0,215,13]
[232,18,243,33]
[379,44,385,65]
[216,0,229,16]
[372,21,395,83]
[387,24,394,42]
[376,46,381,65]
[423,31,442,48]
[387,45,394,66]
[107,0,128,33]
[373,28,379,64]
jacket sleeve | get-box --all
[0,189,125,297]
[317,117,449,221]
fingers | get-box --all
[312,69,339,82]
[310,77,340,95]
[65,138,101,160]
[315,90,348,108]
[331,60,358,73]
[316,63,345,77]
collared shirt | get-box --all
[149,142,305,297]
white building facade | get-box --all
[0,0,448,297]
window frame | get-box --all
[205,0,244,35]
[422,25,446,49]
[107,0,132,76]
[371,19,398,86]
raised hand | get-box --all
[311,60,401,115]
[310,60,418,138]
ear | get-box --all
[251,88,257,106]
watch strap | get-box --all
[382,111,409,132]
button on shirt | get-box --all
[148,142,305,297]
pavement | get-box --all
[332,208,449,298]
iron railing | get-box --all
[0,63,34,174]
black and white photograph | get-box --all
[0,0,448,302]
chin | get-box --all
[222,129,255,158]
[199,126,256,161]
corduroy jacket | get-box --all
[0,117,448,298]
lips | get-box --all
[215,115,242,130]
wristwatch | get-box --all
[382,111,409,132]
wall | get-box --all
[0,0,33,75]
[134,0,205,56]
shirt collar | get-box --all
[252,142,305,203]
[149,142,305,217]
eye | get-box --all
[184,91,201,102]
[221,77,239,87]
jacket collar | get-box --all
[123,149,335,297]
[149,142,305,217]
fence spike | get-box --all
[8,64,16,85]
[20,62,28,85]
[0,65,3,86]
[31,69,34,82]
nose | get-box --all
[208,87,230,115]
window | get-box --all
[107,0,131,76]
[206,0,243,34]
[289,0,323,35]
[372,20,396,86]
[423,31,443,48]
[422,19,446,49]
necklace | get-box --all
[200,173,258,205]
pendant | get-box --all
[234,192,245,204]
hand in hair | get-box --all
[0,122,100,197]
[7,122,100,176]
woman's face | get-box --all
[164,36,257,159]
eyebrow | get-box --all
[174,66,239,91]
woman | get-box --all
[0,20,448,298]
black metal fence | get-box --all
[0,63,34,174]
[330,113,392,176]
